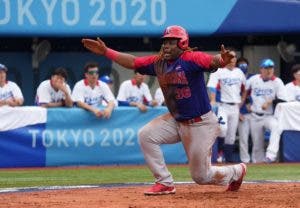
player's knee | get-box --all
[138,126,151,144]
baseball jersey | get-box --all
[246,74,287,114]
[133,50,214,121]
[117,79,153,105]
[72,79,115,107]
[0,81,23,102]
[285,81,300,101]
[154,87,165,106]
[35,80,71,105]
[207,67,246,104]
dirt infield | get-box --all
[0,183,299,208]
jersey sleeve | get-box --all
[240,70,247,92]
[11,82,24,100]
[245,76,253,91]
[284,83,294,101]
[142,84,153,104]
[207,71,219,88]
[191,51,213,69]
[134,55,158,76]
[154,88,164,106]
[275,79,288,101]
[180,51,213,71]
[71,82,85,103]
[116,82,129,104]
[36,83,51,104]
[101,82,116,104]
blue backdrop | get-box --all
[0,0,300,36]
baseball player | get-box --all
[82,25,246,195]
[72,62,115,118]
[236,57,253,163]
[246,59,287,163]
[285,64,300,102]
[0,63,24,107]
[35,67,73,107]
[117,71,157,112]
[207,51,247,163]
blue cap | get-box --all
[0,63,8,72]
[100,75,113,84]
[260,59,275,68]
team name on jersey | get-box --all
[126,96,140,103]
[253,88,273,96]
[84,96,104,106]
[0,91,13,100]
[220,78,242,86]
[158,71,188,86]
[49,91,64,102]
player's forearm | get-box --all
[105,48,136,69]
[76,101,95,113]
[209,92,217,104]
[64,94,73,107]
[8,98,24,107]
[210,54,225,70]
[41,101,63,108]
[106,101,115,111]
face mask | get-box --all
[238,63,248,74]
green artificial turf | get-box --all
[0,163,299,188]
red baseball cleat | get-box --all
[144,183,176,195]
[227,163,247,191]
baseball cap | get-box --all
[260,59,275,68]
[100,75,113,84]
[0,63,8,72]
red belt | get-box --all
[180,116,202,125]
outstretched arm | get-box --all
[82,38,136,69]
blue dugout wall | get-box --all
[0,107,188,168]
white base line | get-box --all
[0,180,299,194]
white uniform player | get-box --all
[285,82,300,101]
[72,62,115,118]
[117,72,157,112]
[236,57,252,164]
[207,54,246,162]
[72,79,115,107]
[0,63,24,107]
[36,67,73,108]
[246,59,287,163]
[154,87,165,106]
[285,64,300,102]
[36,80,72,106]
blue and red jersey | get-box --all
[134,50,215,121]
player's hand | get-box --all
[82,37,107,55]
[150,100,158,107]
[137,103,148,112]
[93,109,103,117]
[220,45,235,66]
[262,100,272,110]
[239,114,245,121]
[5,98,16,107]
[55,80,68,94]
[102,107,113,119]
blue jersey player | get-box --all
[82,25,246,195]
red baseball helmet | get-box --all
[162,25,189,50]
